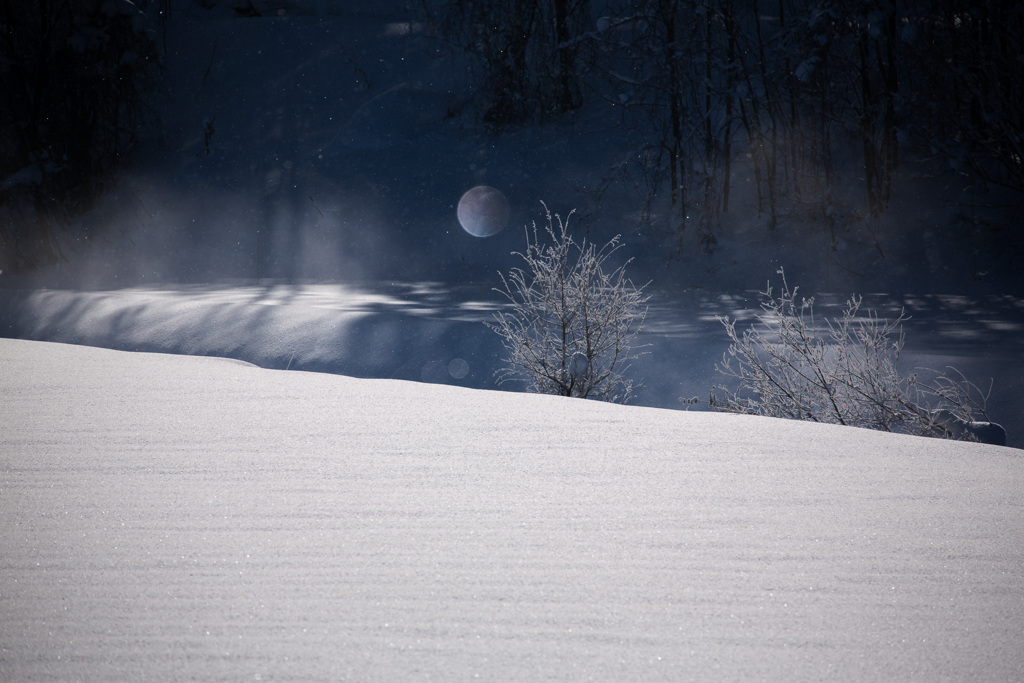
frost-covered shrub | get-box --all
[711,269,994,440]
[488,203,648,402]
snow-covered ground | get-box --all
[2,338,1022,681]
[2,3,1024,677]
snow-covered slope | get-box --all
[3,282,1022,447]
[2,338,1022,681]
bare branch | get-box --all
[711,269,1000,442]
[487,202,649,402]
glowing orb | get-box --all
[448,358,469,379]
[457,186,510,237]
[568,352,590,380]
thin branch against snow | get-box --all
[711,269,996,441]
[488,202,648,403]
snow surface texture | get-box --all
[2,338,1023,681]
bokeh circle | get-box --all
[457,186,510,237]
[448,358,469,379]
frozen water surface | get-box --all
[1,338,1022,681]
[2,283,1021,446]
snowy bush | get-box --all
[711,269,995,440]
[488,203,648,402]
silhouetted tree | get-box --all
[0,0,160,273]
[417,0,589,123]
[906,1,1024,195]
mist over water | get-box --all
[1,278,1020,446]
[3,6,1023,683]
[2,0,1021,450]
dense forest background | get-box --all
[418,0,1023,254]
[0,0,162,272]
[1,0,1022,276]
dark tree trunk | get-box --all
[553,0,582,113]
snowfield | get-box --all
[3,1,1024,678]
[2,338,1022,681]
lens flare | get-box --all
[448,358,469,379]
[457,185,510,237]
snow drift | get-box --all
[2,338,1021,681]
